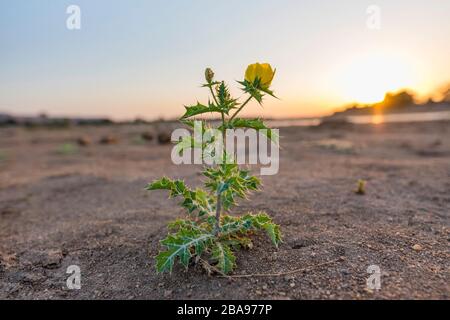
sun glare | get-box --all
[371,114,384,124]
[336,53,414,104]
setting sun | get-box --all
[336,53,415,104]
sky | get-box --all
[1,0,449,120]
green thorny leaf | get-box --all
[203,163,261,211]
[181,102,224,119]
[219,212,282,248]
[179,118,207,130]
[175,120,226,162]
[146,177,214,217]
[211,242,236,274]
[237,79,277,104]
[156,228,214,273]
[220,118,280,144]
[216,81,238,114]
[167,218,213,233]
[155,212,281,274]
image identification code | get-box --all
[177,304,273,318]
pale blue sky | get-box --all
[1,0,449,120]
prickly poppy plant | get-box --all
[146,63,282,275]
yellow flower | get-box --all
[245,63,275,90]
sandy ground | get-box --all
[0,121,449,300]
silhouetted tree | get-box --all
[377,91,415,109]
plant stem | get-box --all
[214,94,252,234]
[229,95,252,122]
[208,85,219,107]
[215,109,227,234]
[214,192,222,235]
[220,112,226,165]
[209,83,226,235]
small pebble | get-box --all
[284,275,294,281]
[76,137,91,146]
[141,132,154,141]
[99,136,118,145]
[157,132,171,144]
[164,290,172,298]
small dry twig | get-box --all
[199,258,234,280]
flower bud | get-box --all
[205,68,214,83]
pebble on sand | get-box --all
[157,132,171,144]
[164,290,173,298]
[141,132,154,141]
[76,137,91,146]
[99,136,118,145]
